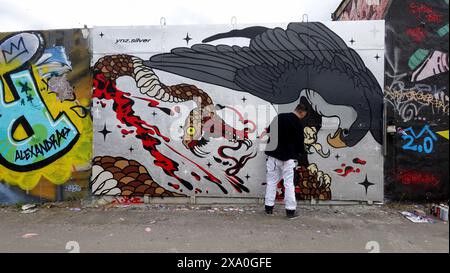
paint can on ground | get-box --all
[439,206,448,221]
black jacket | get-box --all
[264,112,306,161]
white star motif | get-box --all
[370,25,380,38]
[93,106,101,118]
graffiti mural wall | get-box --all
[0,29,92,204]
[92,21,385,201]
[384,0,449,200]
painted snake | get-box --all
[94,54,255,158]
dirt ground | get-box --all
[0,201,448,253]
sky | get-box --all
[0,0,342,31]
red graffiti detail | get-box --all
[93,72,193,191]
[168,182,180,190]
[335,166,354,177]
[335,159,366,177]
[397,170,440,187]
[409,3,443,23]
[218,142,256,177]
[426,13,443,24]
[111,196,143,205]
[132,95,160,107]
[276,180,284,200]
[191,172,201,181]
[352,158,366,165]
[165,143,228,193]
[132,95,173,116]
[121,129,134,135]
[405,27,427,43]
[195,188,202,194]
[225,174,249,193]
[277,180,283,189]
[97,101,107,108]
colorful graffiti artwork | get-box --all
[0,30,92,204]
[334,0,390,20]
[92,21,384,201]
[400,125,438,154]
[92,156,185,197]
[383,0,449,200]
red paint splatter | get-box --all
[97,101,107,108]
[93,71,193,191]
[334,169,343,174]
[225,174,249,193]
[352,158,366,165]
[168,182,180,190]
[337,166,354,177]
[277,180,284,189]
[191,172,201,181]
[132,95,172,115]
[356,168,360,173]
[121,129,135,135]
[165,143,228,193]
[341,163,346,167]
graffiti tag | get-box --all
[397,170,440,187]
[401,125,438,153]
[64,184,82,192]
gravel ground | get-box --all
[0,201,448,253]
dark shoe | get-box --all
[265,205,274,215]
[286,209,299,219]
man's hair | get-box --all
[295,103,308,113]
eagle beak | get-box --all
[327,128,347,148]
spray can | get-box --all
[440,206,448,221]
[431,204,436,216]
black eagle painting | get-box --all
[146,22,383,148]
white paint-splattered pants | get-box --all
[265,156,297,210]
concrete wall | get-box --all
[91,21,385,202]
[1,21,386,204]
[0,29,92,204]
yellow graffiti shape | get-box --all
[437,130,449,140]
[0,65,92,190]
